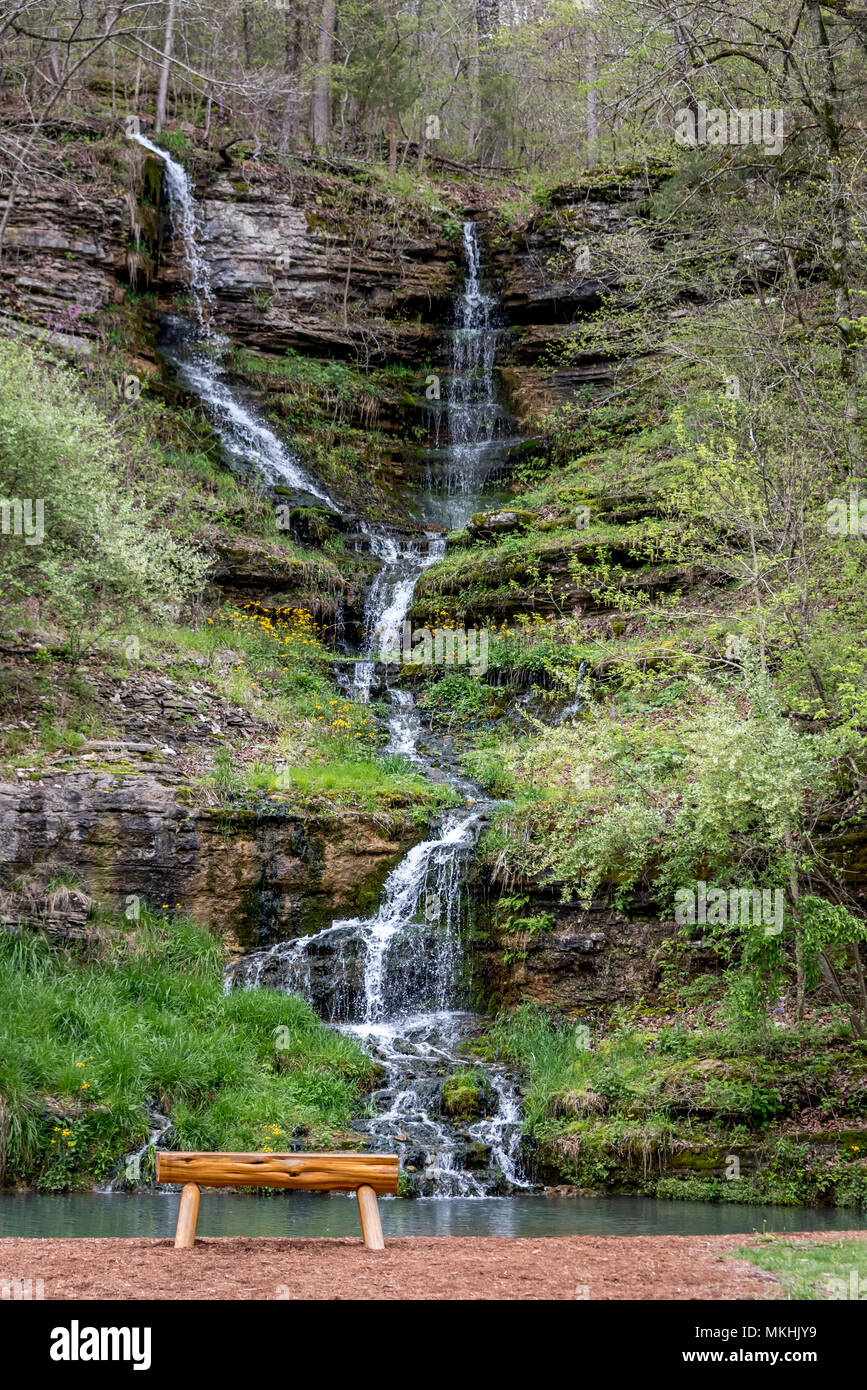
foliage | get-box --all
[0,339,208,655]
[0,912,377,1189]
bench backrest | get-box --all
[155,1151,399,1194]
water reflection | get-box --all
[2,1192,865,1240]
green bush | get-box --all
[0,337,208,651]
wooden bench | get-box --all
[154,1150,397,1251]
[155,1151,399,1251]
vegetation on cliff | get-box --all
[0,908,377,1190]
[1,1,867,1206]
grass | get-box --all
[279,755,459,813]
[483,1003,586,1131]
[483,1005,867,1205]
[0,910,379,1190]
[734,1237,867,1299]
[0,608,458,820]
[230,346,415,400]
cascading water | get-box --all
[131,134,216,331]
[447,222,499,477]
[421,221,515,531]
[101,1106,172,1192]
[350,527,444,704]
[131,134,336,509]
[227,222,531,1196]
[227,807,530,1195]
[135,136,529,1196]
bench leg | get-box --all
[357,1184,384,1251]
[174,1182,200,1249]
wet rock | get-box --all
[459,1141,492,1170]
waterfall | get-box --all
[230,809,479,1021]
[134,139,529,1196]
[227,808,531,1196]
[130,134,336,510]
[350,527,444,704]
[447,221,500,482]
[556,659,588,724]
[131,133,217,332]
[422,220,513,531]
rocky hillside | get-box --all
[2,104,867,1207]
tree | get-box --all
[155,0,178,134]
[311,0,336,150]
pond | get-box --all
[2,1191,866,1240]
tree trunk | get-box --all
[278,10,302,156]
[155,0,178,134]
[467,47,480,158]
[807,0,864,473]
[784,826,805,1019]
[48,25,62,88]
[311,0,337,151]
[671,2,698,125]
[586,26,599,168]
[385,0,397,171]
[468,0,498,161]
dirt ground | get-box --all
[4,1231,861,1300]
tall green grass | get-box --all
[485,1004,586,1130]
[0,914,377,1190]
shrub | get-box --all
[0,337,208,651]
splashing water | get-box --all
[228,810,479,1022]
[101,1106,172,1192]
[227,810,532,1195]
[351,527,444,703]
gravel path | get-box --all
[2,1232,843,1300]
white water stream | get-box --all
[132,133,530,1195]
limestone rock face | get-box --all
[0,772,417,950]
[0,884,94,941]
[0,135,461,368]
[472,885,720,1012]
[190,173,459,361]
[481,166,675,418]
[0,176,129,330]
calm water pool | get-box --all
[2,1191,865,1239]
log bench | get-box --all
[155,1151,400,1251]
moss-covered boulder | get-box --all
[441,1068,496,1119]
[466,509,538,539]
